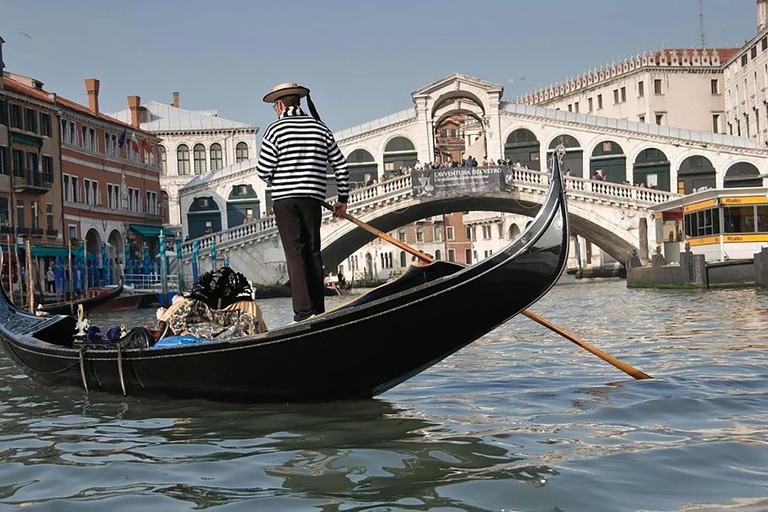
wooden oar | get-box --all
[321,201,652,380]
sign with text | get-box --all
[412,167,505,198]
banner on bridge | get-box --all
[412,167,506,198]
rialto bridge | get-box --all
[177,73,768,284]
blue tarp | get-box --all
[153,335,213,348]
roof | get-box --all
[181,157,261,191]
[56,95,152,134]
[650,187,768,212]
[2,75,54,103]
[108,101,257,132]
[656,47,739,63]
[500,102,763,150]
[334,108,417,142]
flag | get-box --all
[130,132,139,153]
[118,128,127,148]
[141,134,151,153]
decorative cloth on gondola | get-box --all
[159,298,261,340]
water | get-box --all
[1,280,768,511]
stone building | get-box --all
[108,95,258,232]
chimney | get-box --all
[127,95,141,128]
[85,78,100,114]
[760,0,768,32]
[172,91,180,108]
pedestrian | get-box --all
[256,82,349,322]
[45,266,55,293]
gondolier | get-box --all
[256,82,350,322]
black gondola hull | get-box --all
[38,284,124,316]
[0,163,568,403]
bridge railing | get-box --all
[180,167,679,257]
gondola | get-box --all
[37,283,124,316]
[0,155,569,403]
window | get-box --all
[416,226,424,242]
[193,144,206,175]
[69,225,77,243]
[107,184,119,209]
[0,198,10,227]
[400,251,406,267]
[746,113,751,138]
[448,249,456,262]
[0,146,7,175]
[84,179,99,206]
[26,152,38,173]
[30,202,39,230]
[16,200,25,228]
[597,94,603,109]
[210,143,223,170]
[434,249,441,260]
[236,142,249,162]
[24,108,37,133]
[620,87,626,103]
[655,113,664,125]
[433,226,442,242]
[146,191,157,215]
[82,126,88,149]
[574,101,579,113]
[742,54,749,67]
[42,155,53,183]
[177,144,190,175]
[613,89,619,104]
[0,100,5,126]
[638,81,645,97]
[758,206,768,232]
[46,203,53,231]
[9,104,22,129]
[63,174,70,201]
[724,206,755,233]
[446,226,455,240]
[71,176,79,202]
[711,79,720,95]
[159,146,167,174]
[69,121,76,145]
[567,104,572,112]
[588,97,593,112]
[41,113,52,137]
[482,225,491,240]
[752,46,758,59]
[398,228,406,242]
[464,249,471,264]
[654,79,663,95]
[639,115,646,123]
[12,149,23,176]
[763,37,768,51]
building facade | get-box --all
[58,83,163,281]
[108,95,258,232]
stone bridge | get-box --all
[181,167,678,285]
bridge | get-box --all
[180,167,678,286]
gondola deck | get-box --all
[0,156,569,403]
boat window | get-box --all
[724,206,756,234]
[684,207,720,237]
[758,206,768,232]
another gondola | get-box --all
[37,283,124,316]
[0,155,569,403]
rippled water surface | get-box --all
[2,280,768,511]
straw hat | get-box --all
[263,82,310,103]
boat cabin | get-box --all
[651,187,768,263]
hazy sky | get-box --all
[0,0,758,134]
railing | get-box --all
[13,169,53,191]
[125,273,179,292]
[180,167,679,257]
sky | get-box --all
[0,0,758,134]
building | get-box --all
[519,48,738,136]
[1,66,63,296]
[108,95,258,232]
[723,0,768,147]
[57,83,164,282]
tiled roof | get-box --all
[108,101,257,132]
[656,48,739,62]
[501,102,763,150]
[2,75,54,103]
[56,95,152,134]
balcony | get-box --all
[13,169,53,195]
[46,229,58,238]
[31,228,44,237]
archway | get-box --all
[226,184,260,228]
[107,229,123,284]
[548,135,583,177]
[505,129,540,170]
[84,228,102,287]
[508,223,521,240]
[633,148,670,191]
[724,162,762,188]
[160,191,170,224]
[187,196,222,239]
[590,140,626,183]
[383,136,417,177]
[677,155,716,194]
[346,149,378,187]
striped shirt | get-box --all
[256,106,350,203]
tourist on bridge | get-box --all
[256,82,350,323]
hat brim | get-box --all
[263,86,310,103]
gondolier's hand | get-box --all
[333,202,347,218]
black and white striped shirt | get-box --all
[256,106,350,203]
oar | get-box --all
[321,201,652,380]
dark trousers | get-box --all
[274,197,325,321]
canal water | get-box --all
[1,279,767,511]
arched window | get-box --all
[160,191,170,224]
[236,142,249,163]
[159,146,167,174]
[433,226,442,241]
[177,144,190,175]
[210,143,224,170]
[347,148,378,187]
[400,251,406,267]
[504,129,541,170]
[383,136,417,176]
[416,226,424,242]
[435,249,442,260]
[193,144,206,175]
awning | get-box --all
[31,246,69,257]
[129,224,176,239]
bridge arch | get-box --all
[430,90,487,118]
[677,155,716,194]
[504,128,541,170]
[187,196,222,239]
[508,223,521,240]
[381,135,418,175]
[632,147,671,191]
[345,148,378,187]
[723,162,762,188]
[547,134,583,177]
[589,140,626,183]
[226,184,260,228]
